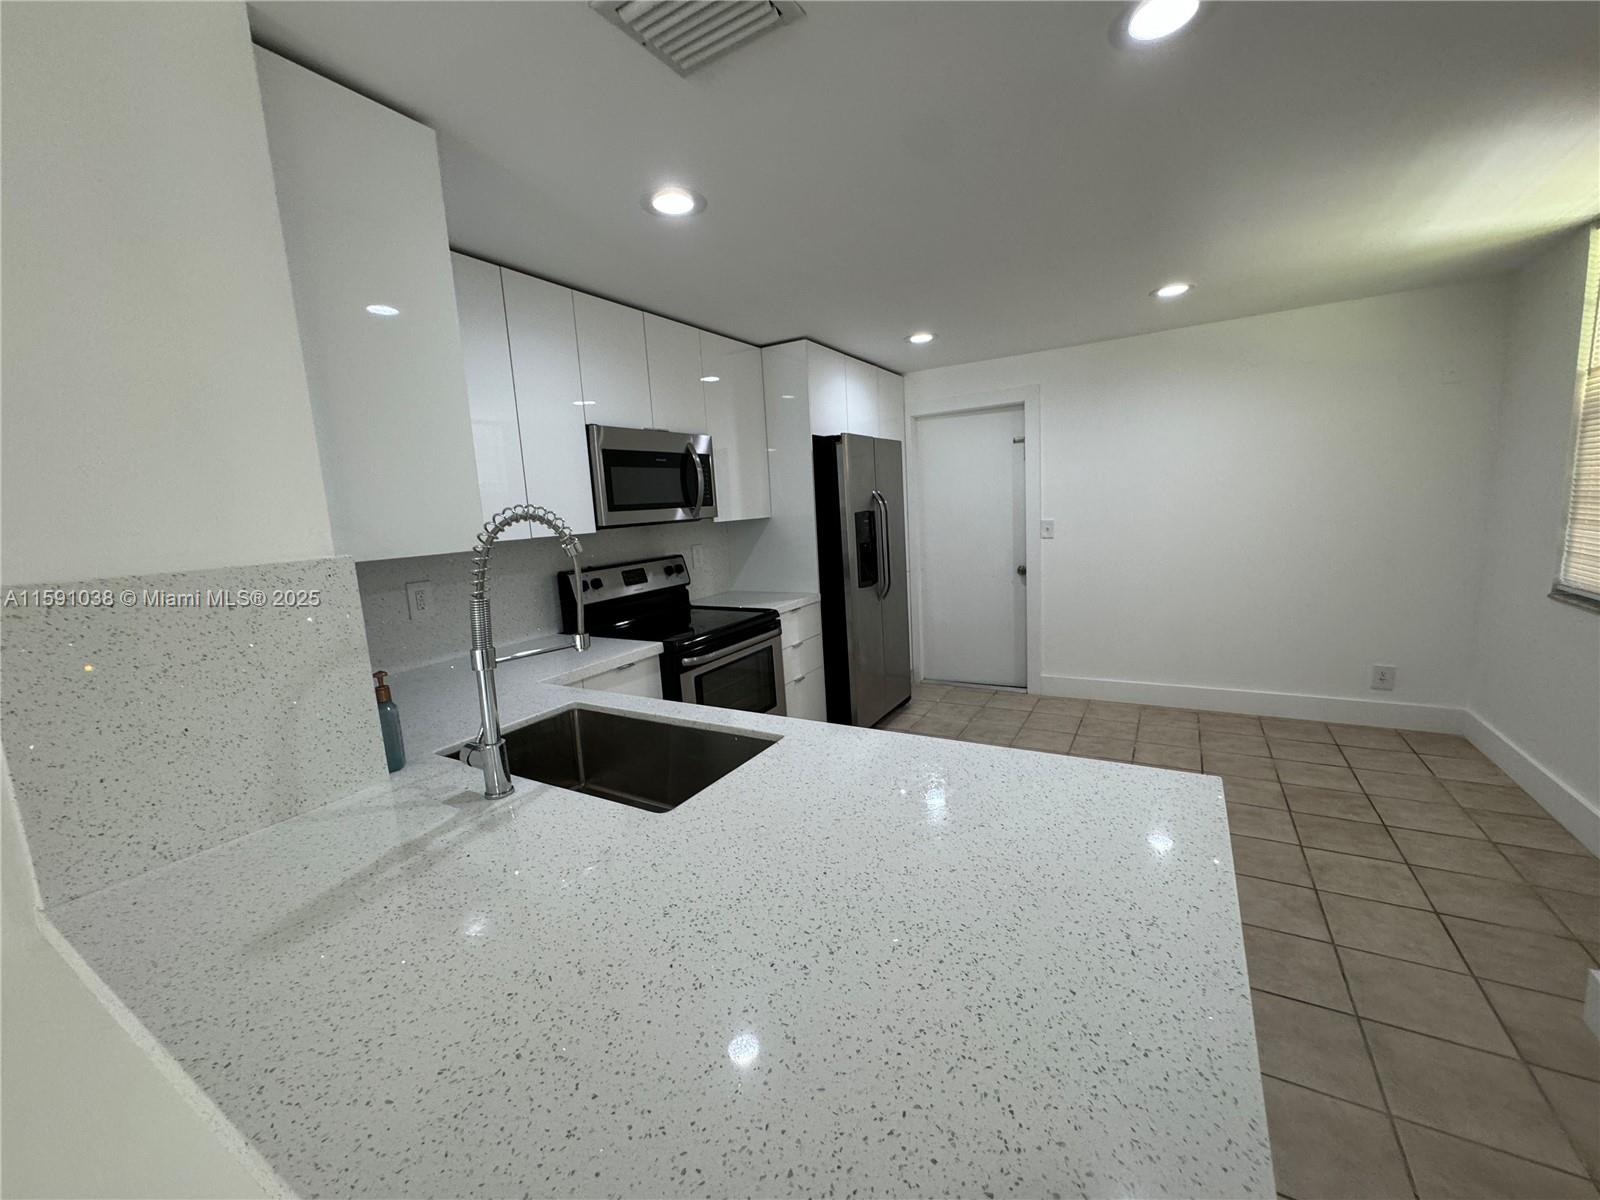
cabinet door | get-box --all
[255,49,482,560]
[785,668,827,721]
[581,657,663,698]
[502,269,597,537]
[702,331,771,522]
[573,293,651,427]
[807,343,850,436]
[845,358,879,438]
[644,313,707,432]
[875,368,905,443]
[451,254,528,536]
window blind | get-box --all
[1556,227,1600,606]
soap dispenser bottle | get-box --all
[373,670,405,772]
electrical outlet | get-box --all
[691,544,709,572]
[405,580,434,621]
[1370,664,1397,691]
[1040,519,1056,540]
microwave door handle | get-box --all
[872,490,892,599]
[686,441,705,519]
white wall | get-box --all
[905,280,1510,725]
[0,0,332,586]
[0,4,324,1189]
[1469,229,1600,828]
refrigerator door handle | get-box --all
[872,489,892,599]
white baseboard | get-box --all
[1036,673,1461,731]
[1034,673,1599,855]
[1457,708,1600,856]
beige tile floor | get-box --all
[879,682,1600,1199]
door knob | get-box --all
[1016,565,1027,578]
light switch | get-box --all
[1040,519,1056,540]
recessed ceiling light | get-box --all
[646,185,703,216]
[1151,281,1193,299]
[573,399,596,406]
[1125,0,1200,42]
[907,331,936,345]
[365,304,400,316]
[699,375,720,383]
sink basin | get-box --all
[480,706,778,812]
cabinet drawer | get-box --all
[580,656,662,698]
[781,602,822,645]
[785,668,827,722]
[783,631,824,682]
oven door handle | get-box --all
[686,441,706,519]
[678,629,780,668]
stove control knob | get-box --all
[580,579,590,592]
[591,578,604,590]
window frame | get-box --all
[1551,225,1600,614]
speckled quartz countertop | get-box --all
[46,645,1271,1199]
[695,589,819,613]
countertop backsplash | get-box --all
[356,520,748,673]
[2,557,386,906]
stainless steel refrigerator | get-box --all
[812,433,912,726]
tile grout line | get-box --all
[1258,1068,1600,1186]
[1323,914,1424,1200]
[1235,866,1599,961]
[1431,898,1600,1185]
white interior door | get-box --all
[916,406,1026,687]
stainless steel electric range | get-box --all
[558,554,785,715]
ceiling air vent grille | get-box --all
[592,1,805,76]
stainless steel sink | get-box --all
[470,706,778,813]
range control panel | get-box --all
[562,555,690,602]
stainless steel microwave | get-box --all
[587,425,716,528]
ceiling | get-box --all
[247,1,1599,372]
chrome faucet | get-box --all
[462,504,590,798]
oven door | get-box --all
[588,425,716,527]
[677,630,786,716]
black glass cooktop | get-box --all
[586,604,778,659]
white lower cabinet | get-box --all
[781,601,823,645]
[782,631,824,682]
[780,602,827,720]
[579,656,663,699]
[785,667,827,722]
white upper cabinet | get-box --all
[644,314,708,432]
[573,293,651,427]
[875,368,905,442]
[702,332,771,522]
[845,358,879,438]
[255,49,482,561]
[451,253,528,536]
[807,344,850,436]
[500,267,597,537]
